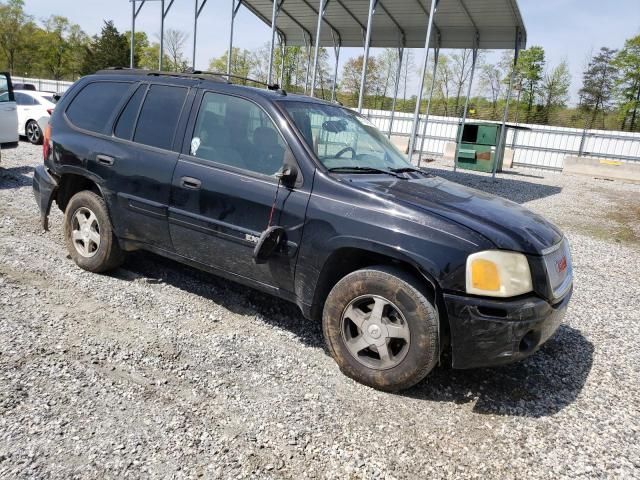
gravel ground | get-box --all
[1,142,639,479]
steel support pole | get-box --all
[192,0,208,69]
[453,47,478,172]
[159,0,164,70]
[331,33,340,101]
[357,0,377,113]
[407,0,437,161]
[386,47,404,138]
[417,47,439,165]
[279,37,286,87]
[267,0,280,84]
[310,0,327,97]
[130,0,135,68]
[304,34,311,94]
[492,31,521,180]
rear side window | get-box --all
[66,82,131,133]
[133,84,187,150]
[114,85,146,140]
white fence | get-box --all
[12,76,74,94]
[363,109,640,171]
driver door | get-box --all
[169,90,311,293]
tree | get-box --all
[80,21,130,75]
[124,31,150,68]
[208,47,257,84]
[340,55,382,107]
[514,46,545,122]
[449,49,477,115]
[0,0,34,73]
[38,16,87,80]
[613,35,640,131]
[163,28,188,71]
[479,61,505,118]
[579,47,618,129]
[400,50,415,108]
[540,60,571,124]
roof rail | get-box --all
[95,67,286,95]
[190,70,287,95]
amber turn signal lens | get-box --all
[471,259,500,291]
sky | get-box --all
[22,0,640,104]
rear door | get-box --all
[169,89,311,292]
[94,82,192,251]
[0,72,18,145]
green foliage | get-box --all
[80,21,130,75]
[514,46,546,121]
[613,35,640,130]
[579,47,618,129]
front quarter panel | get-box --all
[295,172,493,307]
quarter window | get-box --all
[114,85,146,140]
[133,84,187,150]
[190,92,288,176]
[66,81,131,133]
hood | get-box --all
[352,174,563,255]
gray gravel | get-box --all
[1,143,639,479]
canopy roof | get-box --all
[241,0,527,50]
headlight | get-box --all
[466,250,532,297]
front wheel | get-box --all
[64,190,124,273]
[26,120,42,145]
[323,266,440,392]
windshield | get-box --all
[280,101,412,172]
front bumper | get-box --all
[32,164,58,231]
[444,287,572,369]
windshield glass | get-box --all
[280,101,412,171]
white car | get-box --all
[14,90,56,145]
[0,72,19,153]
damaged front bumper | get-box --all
[32,164,58,231]
[444,287,572,369]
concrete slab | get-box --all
[563,155,640,184]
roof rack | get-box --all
[95,67,286,95]
[190,70,286,95]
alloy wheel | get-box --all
[71,207,101,258]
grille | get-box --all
[543,238,573,299]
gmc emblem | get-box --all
[556,256,567,274]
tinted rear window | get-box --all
[114,85,146,140]
[133,84,187,150]
[66,82,131,133]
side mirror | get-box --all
[277,150,299,188]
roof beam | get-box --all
[299,0,342,45]
[333,0,367,32]
[377,1,406,46]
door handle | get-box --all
[96,154,115,166]
[180,176,202,190]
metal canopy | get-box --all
[240,0,527,49]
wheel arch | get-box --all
[308,243,449,343]
[56,173,105,213]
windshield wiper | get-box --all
[389,167,432,176]
[327,166,404,179]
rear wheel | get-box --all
[64,191,124,273]
[323,266,440,391]
[26,120,42,145]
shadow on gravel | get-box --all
[114,251,324,348]
[403,325,594,417]
[430,168,562,204]
[114,252,592,418]
[0,165,34,190]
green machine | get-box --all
[455,122,505,173]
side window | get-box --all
[190,92,288,176]
[133,84,187,150]
[66,82,131,133]
[114,85,146,140]
[0,73,13,102]
[14,92,29,105]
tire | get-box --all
[26,120,42,145]
[323,265,440,392]
[64,190,124,273]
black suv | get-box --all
[33,70,573,391]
